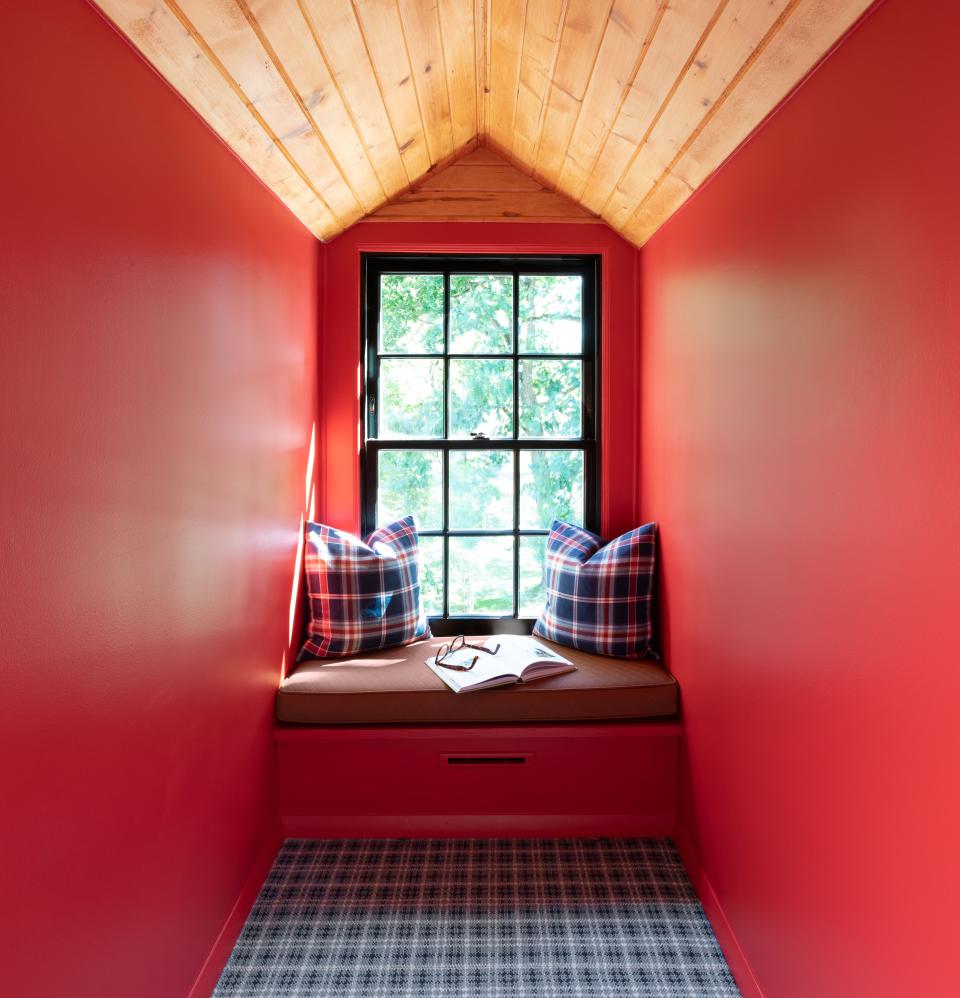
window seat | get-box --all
[277,637,677,725]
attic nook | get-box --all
[5,1,957,997]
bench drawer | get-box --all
[276,721,682,838]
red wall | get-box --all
[639,1,959,995]
[320,221,640,538]
[0,3,317,996]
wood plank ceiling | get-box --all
[95,0,874,246]
[369,146,597,222]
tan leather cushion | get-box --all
[277,637,677,725]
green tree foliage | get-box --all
[519,275,582,351]
[379,274,443,353]
[375,272,586,615]
[450,275,512,352]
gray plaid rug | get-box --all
[214,838,739,997]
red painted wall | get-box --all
[639,1,959,995]
[0,3,317,996]
[319,221,640,538]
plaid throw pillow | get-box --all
[299,515,430,659]
[533,520,657,659]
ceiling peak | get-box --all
[95,0,873,246]
[368,145,600,224]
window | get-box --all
[362,254,600,634]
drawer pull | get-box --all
[440,753,533,766]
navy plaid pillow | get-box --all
[299,515,430,659]
[533,519,657,659]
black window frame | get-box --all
[361,253,601,635]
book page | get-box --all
[425,636,575,693]
[424,648,518,693]
[493,635,573,676]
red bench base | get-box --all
[276,720,682,838]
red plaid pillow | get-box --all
[299,515,430,659]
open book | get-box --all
[425,634,576,693]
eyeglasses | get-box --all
[434,635,502,671]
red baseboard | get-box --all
[187,824,282,998]
[672,826,764,998]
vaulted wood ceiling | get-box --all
[96,0,872,246]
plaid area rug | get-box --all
[214,838,739,997]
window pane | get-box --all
[377,450,442,530]
[520,450,584,529]
[518,535,548,616]
[448,536,514,615]
[449,274,513,353]
[449,450,513,529]
[417,535,444,616]
[378,358,443,438]
[379,274,444,353]
[449,359,513,438]
[519,275,582,353]
[519,359,582,437]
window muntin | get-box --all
[362,255,599,634]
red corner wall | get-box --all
[639,1,959,995]
[319,221,640,539]
[0,3,317,996]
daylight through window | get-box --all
[362,255,599,632]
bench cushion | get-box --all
[277,636,677,725]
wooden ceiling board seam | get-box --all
[177,0,366,225]
[388,0,435,167]
[577,0,730,217]
[483,0,493,144]
[556,0,668,204]
[522,0,573,174]
[432,0,459,155]
[381,147,598,219]
[548,0,652,194]
[93,0,338,239]
[395,0,456,166]
[483,133,541,185]
[472,0,484,138]
[171,0,364,228]
[307,0,414,193]
[621,0,876,245]
[671,0,877,195]
[350,0,431,184]
[605,0,796,231]
[456,148,509,166]
[508,0,530,154]
[613,0,800,234]
[368,144,598,221]
[510,0,568,171]
[290,0,402,201]
[372,140,480,218]
[596,0,730,221]
[253,0,391,207]
[372,197,599,220]
[417,164,545,191]
[531,0,615,188]
[160,0,347,229]
[234,0,375,213]
[437,0,479,151]
[485,0,493,144]
[485,0,526,153]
